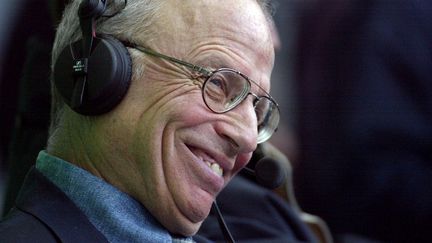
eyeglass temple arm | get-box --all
[121,41,213,76]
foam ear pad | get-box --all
[54,35,132,115]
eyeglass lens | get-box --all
[202,69,279,143]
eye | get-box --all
[205,74,228,103]
[209,75,226,91]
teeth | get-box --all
[204,160,223,177]
[197,155,224,177]
[211,163,223,177]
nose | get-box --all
[217,97,258,153]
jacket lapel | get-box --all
[15,167,109,243]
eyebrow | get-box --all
[195,52,270,93]
[197,55,231,70]
[199,54,253,79]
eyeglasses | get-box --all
[122,41,280,144]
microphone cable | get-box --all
[212,200,235,243]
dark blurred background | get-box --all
[0,0,65,217]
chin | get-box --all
[174,201,211,236]
[167,217,204,236]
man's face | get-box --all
[106,0,274,236]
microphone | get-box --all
[242,157,287,189]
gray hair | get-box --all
[48,0,273,146]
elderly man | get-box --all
[0,0,279,241]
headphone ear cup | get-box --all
[54,36,132,115]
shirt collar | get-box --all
[36,151,194,243]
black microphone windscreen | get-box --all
[254,157,286,189]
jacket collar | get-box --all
[15,167,108,243]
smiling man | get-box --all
[0,0,279,241]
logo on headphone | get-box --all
[73,58,88,76]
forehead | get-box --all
[158,1,270,38]
[147,0,274,92]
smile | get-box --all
[203,159,223,177]
[187,145,225,178]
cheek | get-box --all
[164,91,210,126]
[127,91,208,174]
[128,96,214,226]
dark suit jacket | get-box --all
[198,175,317,243]
[0,168,108,242]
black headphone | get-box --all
[53,0,132,115]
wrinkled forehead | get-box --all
[152,0,274,89]
[158,1,271,37]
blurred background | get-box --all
[0,0,66,221]
[1,1,431,242]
